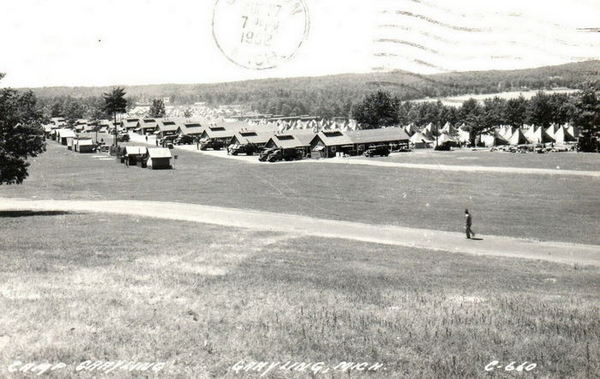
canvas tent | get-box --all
[507,128,528,145]
[409,132,433,148]
[525,126,555,144]
[439,122,456,135]
[480,133,509,147]
[436,133,459,148]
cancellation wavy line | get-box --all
[376,23,600,49]
[373,31,598,59]
[386,0,582,32]
[372,38,591,61]
[378,10,594,47]
[371,53,596,74]
[367,59,490,90]
[371,57,453,74]
[372,49,594,71]
[372,51,526,71]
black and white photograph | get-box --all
[1,0,599,377]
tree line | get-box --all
[352,87,600,149]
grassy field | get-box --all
[376,150,600,171]
[0,212,598,378]
[1,141,599,245]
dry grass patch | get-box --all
[0,213,598,378]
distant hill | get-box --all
[24,60,600,118]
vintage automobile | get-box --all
[228,143,258,156]
[117,133,130,142]
[363,145,390,157]
[265,148,303,162]
[258,147,278,162]
[174,135,195,145]
[199,138,224,150]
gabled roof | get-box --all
[147,147,172,158]
[139,118,158,129]
[312,130,354,146]
[156,119,180,132]
[57,129,76,138]
[178,123,204,135]
[268,131,315,149]
[346,127,409,144]
[202,122,253,139]
[233,130,274,145]
[125,146,147,155]
[77,139,95,146]
[123,118,140,128]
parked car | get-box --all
[266,149,283,162]
[199,138,224,150]
[259,147,278,162]
[117,133,130,142]
[434,144,452,151]
[174,135,195,145]
[363,145,390,157]
[159,136,176,147]
[228,143,258,156]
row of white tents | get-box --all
[402,122,579,147]
[247,118,360,133]
[480,124,578,147]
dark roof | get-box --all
[312,130,354,146]
[233,130,274,145]
[346,127,409,144]
[268,131,315,149]
[156,119,180,132]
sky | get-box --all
[0,0,598,88]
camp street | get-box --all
[1,197,598,267]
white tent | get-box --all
[404,123,418,136]
[409,132,433,148]
[481,133,509,147]
[436,133,459,147]
[507,128,528,145]
[440,122,456,135]
[526,126,555,144]
[458,128,471,144]
[498,125,514,140]
[422,123,438,139]
[564,125,579,141]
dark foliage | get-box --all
[0,73,46,184]
[149,98,166,118]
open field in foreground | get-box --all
[0,212,599,378]
[1,142,599,245]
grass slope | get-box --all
[0,213,598,378]
[1,142,599,245]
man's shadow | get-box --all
[469,237,484,241]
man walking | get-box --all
[465,209,475,239]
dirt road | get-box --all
[1,197,598,266]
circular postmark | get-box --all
[212,0,310,70]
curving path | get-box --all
[1,197,599,267]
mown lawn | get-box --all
[377,149,600,171]
[0,213,598,378]
[1,141,599,245]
